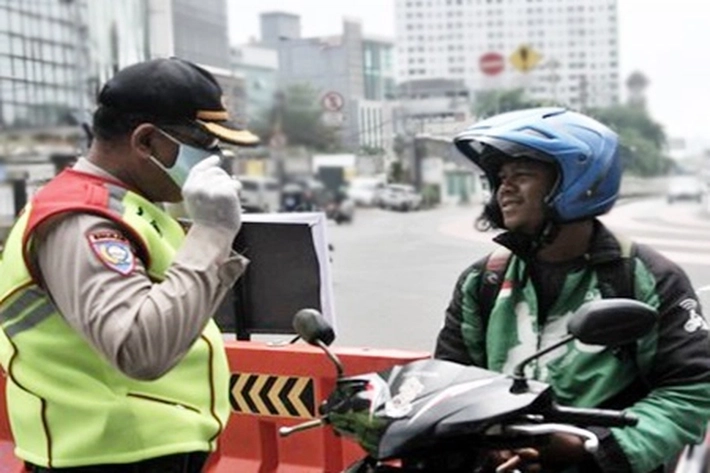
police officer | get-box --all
[0,58,259,472]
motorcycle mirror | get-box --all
[567,299,657,347]
[293,309,343,378]
[293,309,336,347]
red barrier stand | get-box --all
[206,341,430,473]
[0,342,430,472]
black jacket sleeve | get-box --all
[594,244,710,473]
[434,258,487,366]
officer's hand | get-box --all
[182,155,242,234]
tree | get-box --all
[251,84,342,152]
[589,105,666,149]
[359,145,385,156]
[617,128,672,176]
[388,160,406,183]
[588,105,672,176]
[473,88,552,118]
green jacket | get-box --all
[435,221,710,473]
[0,170,230,468]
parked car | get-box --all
[347,177,386,207]
[238,176,281,213]
[379,184,423,211]
[667,175,705,204]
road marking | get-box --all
[438,200,710,266]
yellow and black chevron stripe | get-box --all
[230,373,316,418]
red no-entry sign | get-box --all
[479,52,505,76]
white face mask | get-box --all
[149,128,219,188]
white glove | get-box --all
[182,155,242,234]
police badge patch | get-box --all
[86,230,136,276]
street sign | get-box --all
[509,45,542,73]
[322,111,344,127]
[321,91,344,112]
[479,52,505,76]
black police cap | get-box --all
[98,57,259,146]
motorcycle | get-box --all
[279,299,658,472]
[325,199,355,224]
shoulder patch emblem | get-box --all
[86,230,136,276]
[681,298,709,333]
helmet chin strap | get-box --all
[530,218,559,255]
[517,215,559,287]
[528,192,561,257]
[507,207,559,259]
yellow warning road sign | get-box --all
[510,45,542,73]
[230,373,316,418]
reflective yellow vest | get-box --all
[0,169,230,468]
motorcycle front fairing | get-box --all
[325,359,554,461]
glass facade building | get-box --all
[0,0,87,129]
[231,45,278,118]
[0,0,149,131]
[172,0,230,69]
[87,2,149,88]
[363,37,396,101]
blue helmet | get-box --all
[454,107,621,223]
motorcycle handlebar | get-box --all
[505,423,600,452]
[545,404,638,428]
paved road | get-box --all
[325,204,495,352]
[321,198,710,353]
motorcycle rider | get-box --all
[435,107,710,472]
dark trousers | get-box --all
[26,452,209,473]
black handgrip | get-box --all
[545,404,638,428]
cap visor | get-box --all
[198,120,260,146]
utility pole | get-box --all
[413,135,426,191]
[269,90,287,183]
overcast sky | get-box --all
[228,0,710,151]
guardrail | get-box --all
[0,341,430,472]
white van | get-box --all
[238,176,281,213]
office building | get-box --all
[395,0,620,109]
[260,11,301,46]
[231,44,279,118]
[363,36,396,101]
[396,78,472,136]
[0,1,154,132]
[0,0,89,129]
[172,0,230,69]
[0,0,244,135]
[259,12,396,152]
